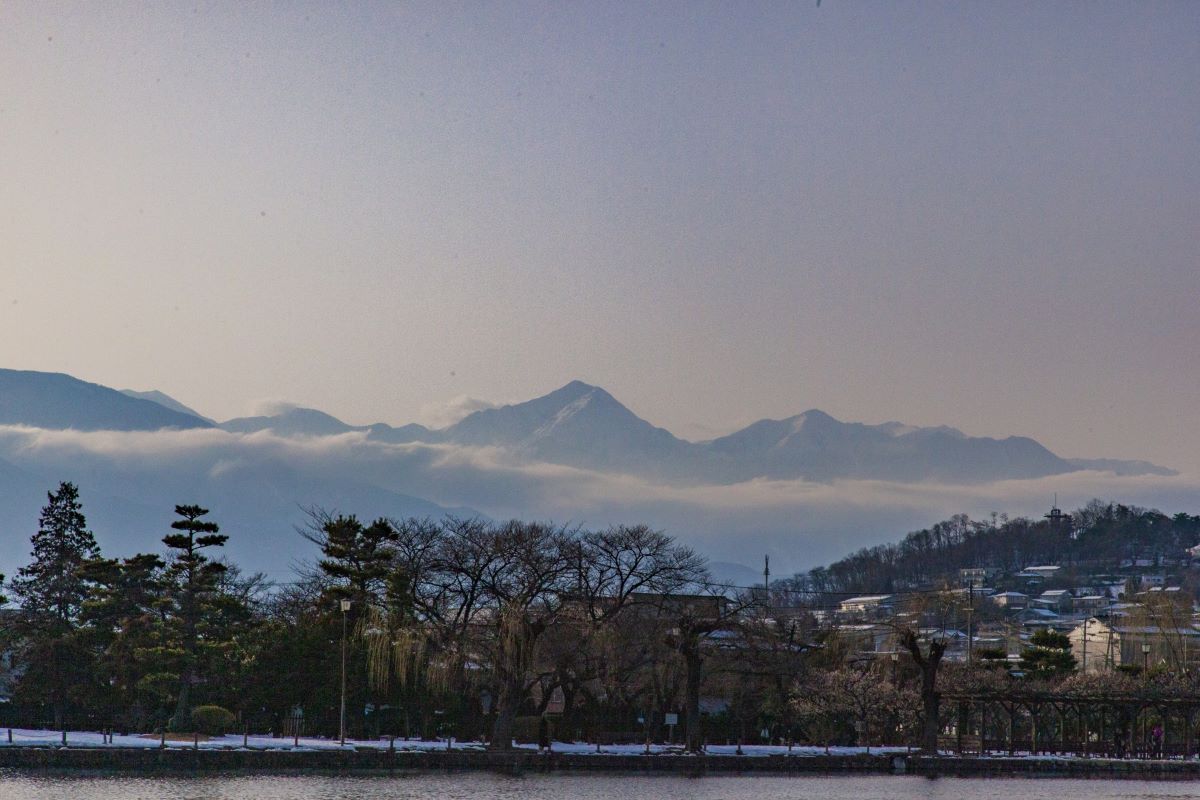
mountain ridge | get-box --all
[0,368,1185,583]
[120,389,215,425]
[2,369,1176,484]
[0,369,212,432]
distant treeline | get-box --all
[781,501,1200,596]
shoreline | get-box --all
[4,747,1200,778]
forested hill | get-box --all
[783,501,1200,595]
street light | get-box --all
[1141,642,1153,756]
[340,598,352,746]
[890,652,899,685]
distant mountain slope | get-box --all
[1067,458,1178,477]
[221,407,355,437]
[441,382,1129,484]
[0,369,212,431]
[444,381,698,477]
[120,389,214,424]
[703,409,1071,483]
[219,407,441,444]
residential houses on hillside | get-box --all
[827,545,1200,674]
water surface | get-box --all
[2,773,1199,800]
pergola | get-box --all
[940,691,1200,759]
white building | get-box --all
[837,595,895,619]
[1069,617,1200,673]
[990,591,1028,609]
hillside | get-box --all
[0,370,211,431]
[784,501,1200,595]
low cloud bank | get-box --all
[0,425,1197,579]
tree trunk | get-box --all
[172,680,191,732]
[489,676,522,751]
[922,686,940,754]
[900,630,945,755]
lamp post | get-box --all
[1141,642,1152,757]
[340,598,352,746]
[965,578,975,663]
[891,652,899,685]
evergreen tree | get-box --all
[161,504,228,730]
[77,553,167,730]
[199,560,263,717]
[309,514,398,606]
[9,482,100,727]
[1020,628,1077,678]
[303,514,399,737]
[10,482,100,625]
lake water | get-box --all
[1,773,1198,800]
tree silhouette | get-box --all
[162,504,228,730]
[9,482,99,727]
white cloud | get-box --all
[417,395,497,429]
[0,424,1197,580]
[248,399,301,417]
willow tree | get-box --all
[356,561,449,738]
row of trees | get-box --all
[0,480,952,754]
[4,482,776,750]
[296,512,720,748]
[2,483,247,733]
[6,483,1200,755]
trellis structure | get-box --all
[941,691,1200,759]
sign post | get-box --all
[665,713,678,744]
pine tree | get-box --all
[11,482,100,626]
[9,482,101,728]
[77,553,166,730]
[1020,628,1078,678]
[162,504,228,730]
[311,514,398,605]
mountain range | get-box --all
[213,379,1173,484]
[0,370,1175,484]
[0,368,1179,580]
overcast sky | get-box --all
[2,2,1197,472]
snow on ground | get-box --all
[0,729,909,756]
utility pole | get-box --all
[760,555,770,614]
[1081,617,1088,673]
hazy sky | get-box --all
[2,2,1198,472]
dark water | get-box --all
[0,774,1198,800]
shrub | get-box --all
[190,705,237,736]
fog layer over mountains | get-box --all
[0,369,1188,581]
[216,379,1174,484]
